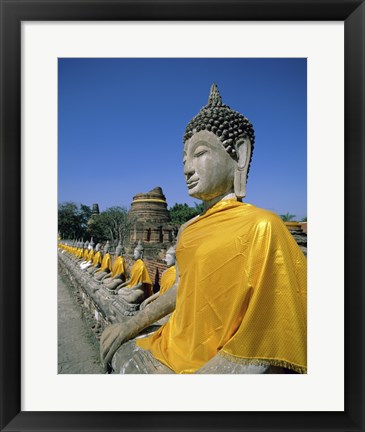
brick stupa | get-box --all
[128,187,173,246]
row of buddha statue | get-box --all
[59,239,177,308]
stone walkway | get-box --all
[58,272,104,374]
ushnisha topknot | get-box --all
[183,83,255,173]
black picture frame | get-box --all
[1,1,364,431]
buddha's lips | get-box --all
[186,180,199,189]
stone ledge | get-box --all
[58,251,166,373]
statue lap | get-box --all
[94,271,108,281]
[103,278,124,290]
[112,340,174,374]
[118,288,145,304]
[111,340,286,374]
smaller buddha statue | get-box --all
[116,241,153,304]
[87,243,103,274]
[80,238,95,270]
[74,240,86,261]
[73,240,81,258]
[93,241,112,280]
[77,240,85,258]
[140,245,176,310]
[76,240,89,262]
[102,242,127,288]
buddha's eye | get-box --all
[194,150,207,158]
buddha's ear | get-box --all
[233,137,252,199]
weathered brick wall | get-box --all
[144,258,168,293]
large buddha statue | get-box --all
[102,242,126,289]
[115,241,153,304]
[100,84,307,374]
[140,245,176,310]
[93,241,112,281]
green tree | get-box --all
[88,206,132,244]
[169,202,204,225]
[79,204,93,234]
[58,202,92,239]
[280,212,297,222]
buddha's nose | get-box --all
[184,160,194,178]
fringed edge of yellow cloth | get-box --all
[219,351,307,374]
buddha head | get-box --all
[183,83,255,200]
[115,242,124,257]
[104,241,110,254]
[164,245,176,267]
[84,240,89,249]
[95,243,101,252]
[134,240,144,260]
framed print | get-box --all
[1,0,364,431]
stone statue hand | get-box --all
[139,298,150,310]
[140,292,159,310]
[100,323,129,367]
[100,284,178,369]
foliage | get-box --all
[301,216,307,222]
[58,202,92,240]
[169,202,204,225]
[87,206,132,244]
[280,212,297,222]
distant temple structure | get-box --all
[87,203,100,233]
[91,203,100,216]
[128,187,174,246]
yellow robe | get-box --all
[138,199,307,374]
[83,249,89,260]
[91,251,102,267]
[95,253,112,273]
[111,256,126,278]
[159,266,176,295]
[87,249,95,262]
[126,259,152,297]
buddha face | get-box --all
[183,130,236,201]
[165,252,175,267]
[133,248,142,260]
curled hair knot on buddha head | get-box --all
[183,83,255,176]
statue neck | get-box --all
[202,191,236,212]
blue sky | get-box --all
[58,58,307,220]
